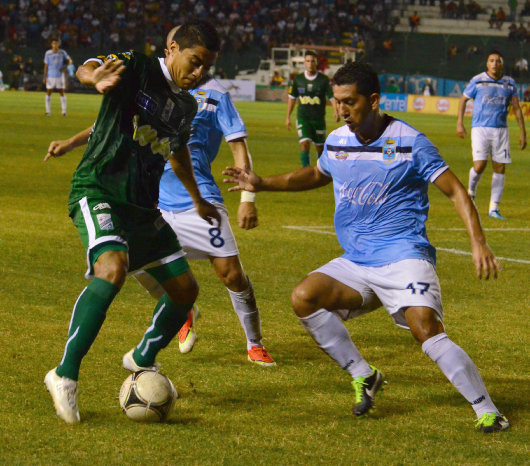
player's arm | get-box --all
[76,59,126,94]
[169,146,221,226]
[433,168,501,280]
[223,165,332,193]
[286,96,296,130]
[227,138,258,230]
[43,62,48,85]
[456,95,470,138]
[44,126,92,161]
[511,95,527,150]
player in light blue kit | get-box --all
[43,39,72,116]
[457,50,526,220]
[224,62,508,432]
[44,27,275,367]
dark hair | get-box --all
[332,62,380,97]
[487,49,503,59]
[171,20,220,53]
[305,50,318,58]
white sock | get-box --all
[299,309,372,378]
[489,173,505,212]
[422,333,499,418]
[227,279,262,350]
[468,167,482,196]
[45,95,51,114]
[60,95,67,114]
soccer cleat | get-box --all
[475,412,510,433]
[178,305,199,354]
[352,366,385,416]
[44,368,80,424]
[62,112,66,117]
[247,346,276,366]
[45,112,50,116]
[488,210,505,220]
[122,349,160,372]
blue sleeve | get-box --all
[412,134,448,183]
[216,92,247,139]
[463,78,476,99]
[317,143,331,177]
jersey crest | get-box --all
[382,140,396,163]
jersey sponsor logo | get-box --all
[335,150,348,160]
[307,83,313,91]
[92,202,111,211]
[299,96,321,105]
[339,181,390,205]
[132,115,171,160]
[97,213,114,231]
[135,90,158,115]
[382,143,396,162]
[298,87,305,94]
[161,99,175,123]
[338,138,347,145]
[481,95,507,106]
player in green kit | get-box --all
[44,20,221,424]
[286,50,338,167]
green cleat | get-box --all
[475,412,510,433]
[352,366,385,416]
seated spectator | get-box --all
[466,44,479,58]
[447,43,458,59]
[516,22,528,41]
[270,70,283,87]
[382,38,393,56]
[409,11,420,32]
[495,7,506,29]
[508,22,519,40]
[489,9,497,28]
[522,0,530,16]
[385,78,400,93]
[445,1,458,18]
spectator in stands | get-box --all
[508,0,518,22]
[522,0,530,15]
[382,38,393,56]
[448,44,458,60]
[385,78,400,93]
[516,22,528,40]
[422,78,435,96]
[445,1,458,18]
[409,11,420,32]
[466,44,480,58]
[496,7,507,28]
[514,56,529,77]
[489,9,498,27]
[523,87,530,101]
[270,70,283,87]
[508,22,519,39]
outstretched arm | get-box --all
[76,59,125,94]
[511,96,527,150]
[434,168,501,279]
[228,138,258,230]
[456,95,470,138]
[286,97,296,130]
[223,165,332,193]
[169,146,221,226]
[44,126,92,161]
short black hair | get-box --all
[305,50,318,58]
[332,62,380,97]
[171,20,220,53]
[487,49,503,59]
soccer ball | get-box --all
[119,370,178,422]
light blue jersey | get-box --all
[158,76,247,211]
[463,72,517,128]
[317,117,449,267]
[44,49,71,78]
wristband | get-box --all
[240,191,256,203]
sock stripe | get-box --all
[59,326,79,366]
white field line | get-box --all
[283,226,530,265]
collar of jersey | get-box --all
[304,71,318,81]
[158,57,182,94]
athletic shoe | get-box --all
[178,305,199,354]
[475,412,510,433]
[352,366,385,416]
[488,210,505,220]
[45,112,50,116]
[247,346,276,366]
[122,349,160,372]
[62,112,66,117]
[44,368,80,424]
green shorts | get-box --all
[296,118,326,145]
[69,196,188,280]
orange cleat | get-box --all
[247,346,276,367]
[178,306,199,353]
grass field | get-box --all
[0,91,528,465]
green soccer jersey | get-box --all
[288,72,333,121]
[69,52,197,210]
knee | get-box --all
[217,266,247,291]
[94,258,127,288]
[290,283,320,317]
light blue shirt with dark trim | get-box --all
[463,72,517,128]
[317,117,448,267]
[158,72,247,211]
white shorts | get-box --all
[312,257,443,329]
[46,76,66,90]
[471,127,512,164]
[160,203,239,260]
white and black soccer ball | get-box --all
[119,370,178,422]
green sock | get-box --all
[56,278,119,381]
[300,150,310,167]
[134,294,192,367]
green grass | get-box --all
[0,91,528,465]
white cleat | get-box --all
[122,349,160,372]
[44,368,80,424]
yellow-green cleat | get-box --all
[352,366,385,416]
[475,412,510,433]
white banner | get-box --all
[218,79,256,102]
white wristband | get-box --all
[240,191,256,203]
